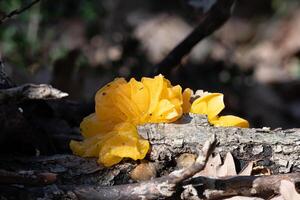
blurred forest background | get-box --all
[1,0,300,128]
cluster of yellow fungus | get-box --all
[70,74,249,167]
[190,93,249,128]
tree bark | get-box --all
[138,113,300,174]
[1,113,300,199]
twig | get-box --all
[0,83,68,103]
[153,0,235,77]
[185,173,300,199]
[66,135,216,200]
[0,169,57,186]
[0,0,41,24]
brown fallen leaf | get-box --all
[196,152,237,177]
[239,161,254,176]
[216,152,237,177]
[279,180,300,200]
[196,153,222,177]
[196,152,268,178]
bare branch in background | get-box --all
[0,0,41,24]
[153,0,235,77]
[0,84,68,103]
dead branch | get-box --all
[66,135,216,200]
[1,115,300,199]
[153,0,235,76]
[0,169,57,186]
[0,0,41,24]
[138,113,300,173]
[0,83,68,103]
[185,173,300,199]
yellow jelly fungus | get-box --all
[182,88,193,114]
[71,122,149,167]
[190,93,249,128]
[71,74,249,167]
[190,93,225,120]
[80,113,104,138]
[70,74,185,167]
[210,115,249,128]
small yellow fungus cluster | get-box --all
[70,74,249,167]
[70,122,149,166]
[190,93,249,128]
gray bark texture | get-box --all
[0,83,68,103]
[1,113,300,199]
[139,113,300,174]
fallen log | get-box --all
[1,113,300,199]
[68,135,216,200]
[139,113,300,174]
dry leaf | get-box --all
[197,153,261,178]
[239,161,254,176]
[279,180,300,200]
[270,180,300,200]
[197,152,237,177]
[216,152,237,177]
[196,153,222,177]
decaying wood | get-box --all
[185,173,300,199]
[138,113,300,173]
[0,114,300,199]
[0,169,57,186]
[0,154,129,187]
[69,135,216,200]
[0,135,215,200]
[0,83,68,103]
